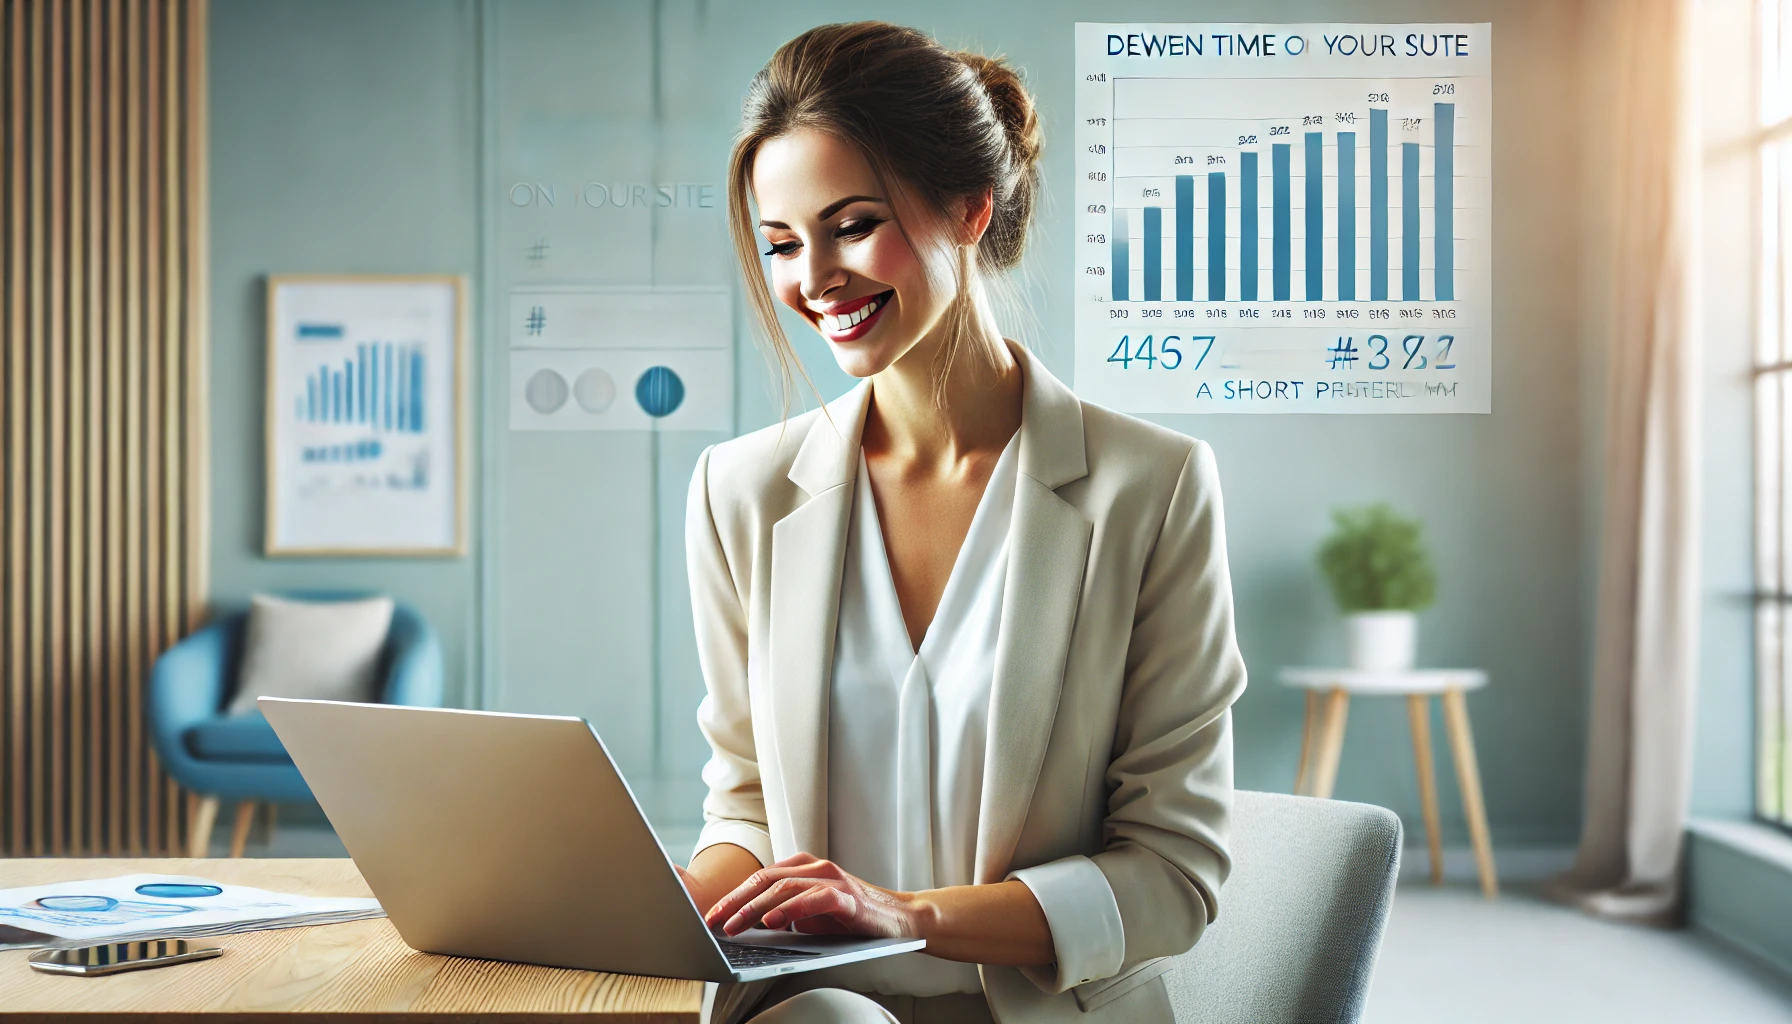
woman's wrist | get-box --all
[895,881,1057,967]
[896,887,944,942]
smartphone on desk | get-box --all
[28,939,222,977]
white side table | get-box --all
[1278,667,1498,898]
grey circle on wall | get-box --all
[524,368,570,414]
[574,368,617,414]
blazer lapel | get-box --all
[976,347,1093,883]
[768,384,871,860]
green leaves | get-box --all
[1316,503,1437,612]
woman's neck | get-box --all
[862,303,1023,469]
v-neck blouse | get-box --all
[822,436,1020,996]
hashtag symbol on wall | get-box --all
[1327,337,1358,370]
[525,306,547,336]
[527,238,550,263]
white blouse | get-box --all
[817,435,1123,997]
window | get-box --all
[1758,0,1792,826]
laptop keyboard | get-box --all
[718,940,823,969]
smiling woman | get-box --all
[727,23,1040,411]
[684,21,1248,1024]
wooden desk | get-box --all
[0,859,704,1022]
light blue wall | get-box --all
[208,0,483,705]
[212,0,1600,845]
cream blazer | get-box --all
[685,346,1248,1022]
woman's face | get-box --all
[752,129,961,380]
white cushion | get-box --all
[227,594,395,715]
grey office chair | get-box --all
[1165,790,1403,1024]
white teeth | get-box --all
[824,295,881,331]
[824,296,882,333]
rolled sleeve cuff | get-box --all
[1009,854,1126,992]
[691,820,774,868]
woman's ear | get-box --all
[958,188,995,247]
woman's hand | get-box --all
[704,853,931,938]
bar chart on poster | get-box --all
[1075,24,1491,413]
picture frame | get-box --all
[264,274,468,557]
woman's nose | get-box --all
[800,247,849,303]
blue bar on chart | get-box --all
[396,350,409,432]
[1175,175,1193,302]
[1207,172,1225,301]
[1434,102,1455,301]
[1337,131,1355,301]
[1304,132,1322,301]
[1111,209,1129,301]
[1239,152,1259,301]
[1143,206,1162,301]
[295,341,423,430]
[1403,142,1420,300]
[409,347,425,431]
[1370,108,1389,300]
[1272,143,1291,300]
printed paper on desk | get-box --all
[0,874,383,949]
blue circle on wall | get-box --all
[135,883,223,899]
[635,366,685,418]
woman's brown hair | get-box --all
[727,21,1044,410]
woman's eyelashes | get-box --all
[836,217,882,239]
[761,218,883,258]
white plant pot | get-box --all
[1346,611,1418,671]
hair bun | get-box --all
[958,52,1042,175]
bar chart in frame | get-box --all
[1075,24,1491,413]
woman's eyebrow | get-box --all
[817,194,884,220]
[758,195,886,230]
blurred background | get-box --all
[1,0,1790,1020]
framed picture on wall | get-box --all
[265,274,468,556]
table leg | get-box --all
[1311,688,1351,799]
[1406,694,1445,886]
[1295,690,1322,795]
[1442,687,1499,899]
[187,794,218,859]
[230,800,256,858]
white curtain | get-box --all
[1548,0,1703,925]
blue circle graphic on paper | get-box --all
[36,895,118,912]
[135,883,223,899]
[635,366,685,418]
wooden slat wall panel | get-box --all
[0,0,208,857]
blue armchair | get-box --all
[148,592,444,857]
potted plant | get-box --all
[1317,503,1437,671]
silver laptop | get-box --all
[259,698,924,982]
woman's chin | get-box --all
[823,342,900,381]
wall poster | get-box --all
[265,275,467,556]
[1075,23,1492,413]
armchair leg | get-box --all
[188,796,219,858]
[230,801,256,858]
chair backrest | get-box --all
[214,592,433,699]
[1164,790,1401,1024]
